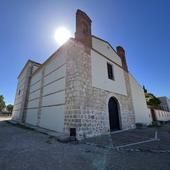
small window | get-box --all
[107,63,114,80]
[18,89,21,96]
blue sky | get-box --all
[0,0,170,104]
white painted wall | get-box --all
[12,110,20,120]
[43,78,65,95]
[12,63,31,121]
[30,70,43,85]
[13,103,22,111]
[43,65,65,86]
[42,91,65,106]
[91,50,127,95]
[38,54,66,131]
[25,51,66,132]
[39,105,65,132]
[129,74,151,125]
[25,108,38,126]
[29,81,41,93]
[92,36,122,66]
[25,66,42,125]
[44,55,65,76]
[27,98,39,108]
[28,90,41,101]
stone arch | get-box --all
[107,96,121,131]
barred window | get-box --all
[107,63,114,80]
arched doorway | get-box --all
[108,97,120,131]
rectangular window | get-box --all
[107,63,114,80]
[18,89,21,96]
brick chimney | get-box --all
[75,9,92,48]
[116,46,128,72]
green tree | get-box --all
[0,95,6,112]
[6,104,13,113]
[145,93,161,108]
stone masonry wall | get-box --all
[65,40,135,140]
[64,41,91,138]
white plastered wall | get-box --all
[129,74,151,125]
[91,49,127,96]
[25,50,66,132]
[12,63,31,121]
[92,36,122,66]
[25,69,42,125]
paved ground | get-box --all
[82,124,170,151]
[83,128,155,147]
[0,119,170,170]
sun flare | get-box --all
[54,27,71,46]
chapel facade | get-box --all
[12,10,150,139]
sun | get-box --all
[54,27,71,46]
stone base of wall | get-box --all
[74,86,135,140]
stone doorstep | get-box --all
[7,120,75,143]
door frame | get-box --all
[106,95,122,131]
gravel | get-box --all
[0,120,170,170]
